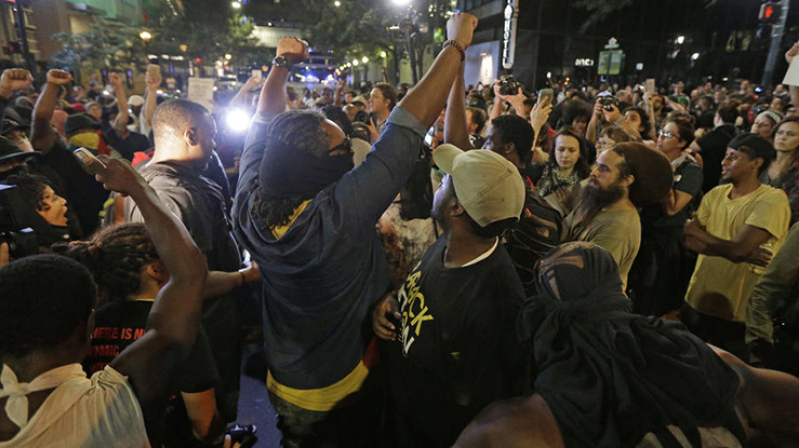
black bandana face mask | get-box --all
[258,137,354,201]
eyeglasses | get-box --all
[328,136,352,154]
[658,130,677,139]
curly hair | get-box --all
[267,109,331,157]
[54,223,158,304]
[623,106,653,140]
[0,254,96,358]
[4,173,52,212]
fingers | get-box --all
[0,242,9,268]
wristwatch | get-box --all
[272,55,292,69]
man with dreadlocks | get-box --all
[453,242,799,448]
[233,14,478,447]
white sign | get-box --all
[575,58,595,67]
[783,58,799,86]
[188,78,216,111]
[502,0,519,70]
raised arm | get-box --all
[229,75,263,109]
[398,13,478,130]
[32,70,71,154]
[108,72,129,133]
[586,99,603,144]
[0,69,33,122]
[257,37,308,115]
[444,60,474,150]
[142,65,161,129]
[334,79,345,107]
[93,158,208,417]
[786,43,799,112]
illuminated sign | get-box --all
[502,0,518,69]
[575,58,595,67]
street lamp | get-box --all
[352,59,359,66]
[380,51,387,58]
[225,54,232,60]
[392,0,411,5]
[334,0,341,6]
[691,52,700,61]
[231,1,242,9]
[139,31,153,41]
[676,35,685,45]
[361,56,369,63]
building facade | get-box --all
[460,0,799,90]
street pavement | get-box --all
[236,345,281,447]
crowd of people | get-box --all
[2,11,799,448]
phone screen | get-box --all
[537,89,554,106]
[646,79,656,94]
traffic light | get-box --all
[759,1,781,23]
[7,42,22,54]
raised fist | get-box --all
[0,69,33,97]
[446,13,478,50]
[276,37,309,65]
[46,69,73,86]
[108,72,123,90]
[145,64,162,90]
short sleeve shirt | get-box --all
[686,184,790,321]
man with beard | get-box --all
[372,144,527,448]
[562,142,672,291]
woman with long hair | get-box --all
[762,117,799,224]
[529,126,592,198]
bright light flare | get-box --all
[227,109,252,133]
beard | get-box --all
[580,178,625,213]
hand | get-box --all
[239,259,261,284]
[500,86,526,116]
[372,294,402,341]
[786,42,799,64]
[446,12,478,49]
[276,37,309,65]
[244,75,264,89]
[365,115,380,140]
[46,69,73,86]
[530,101,552,132]
[643,92,654,107]
[223,435,241,448]
[90,156,147,197]
[593,98,604,117]
[108,72,123,91]
[145,65,162,90]
[0,242,8,268]
[602,103,622,123]
[745,245,773,268]
[0,69,32,97]
[492,79,502,102]
[337,79,346,90]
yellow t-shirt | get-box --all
[685,184,790,321]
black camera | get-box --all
[600,97,617,111]
[499,76,522,96]
[0,184,40,260]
